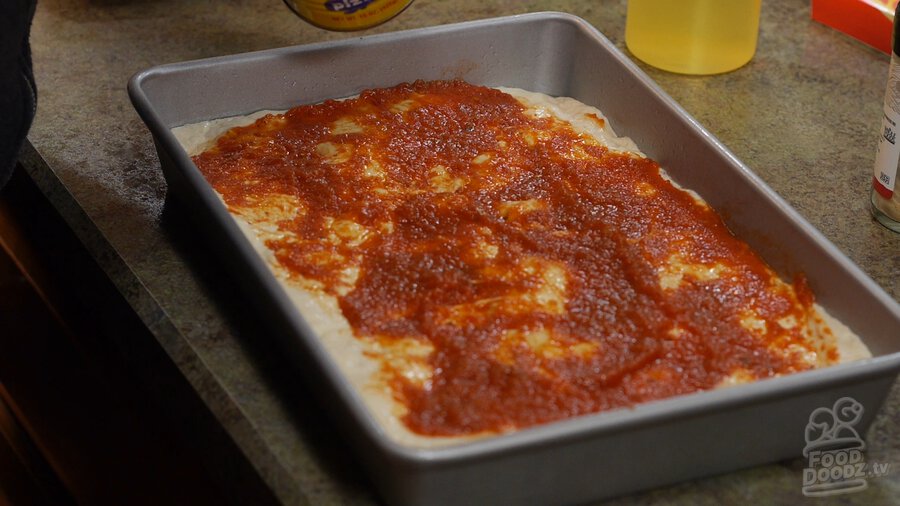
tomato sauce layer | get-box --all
[193,80,834,436]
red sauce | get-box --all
[194,80,830,436]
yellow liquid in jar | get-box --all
[625,0,761,75]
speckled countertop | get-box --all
[20,0,900,504]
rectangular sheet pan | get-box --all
[128,13,900,506]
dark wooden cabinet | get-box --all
[0,166,226,505]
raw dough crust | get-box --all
[172,86,871,448]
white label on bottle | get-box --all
[874,54,900,198]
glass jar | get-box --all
[625,0,762,75]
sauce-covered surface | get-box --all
[193,80,837,436]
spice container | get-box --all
[872,3,900,232]
[283,0,413,31]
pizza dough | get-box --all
[173,81,870,447]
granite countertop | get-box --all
[20,0,900,504]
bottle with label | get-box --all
[284,0,414,31]
[872,3,900,232]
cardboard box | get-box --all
[812,0,898,53]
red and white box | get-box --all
[812,0,899,53]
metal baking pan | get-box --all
[128,12,900,506]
